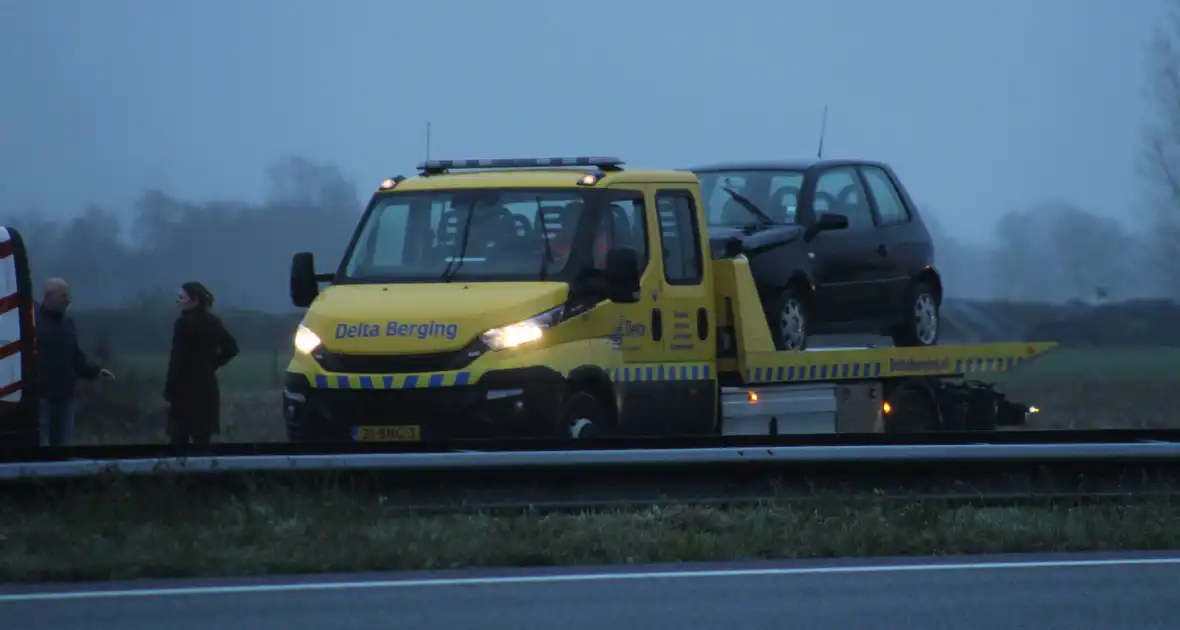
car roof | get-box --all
[686,158,888,172]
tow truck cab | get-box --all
[283,157,1052,443]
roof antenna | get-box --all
[815,104,828,159]
[425,121,432,161]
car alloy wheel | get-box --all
[914,293,939,345]
[779,298,807,350]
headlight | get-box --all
[480,306,563,351]
[293,324,322,354]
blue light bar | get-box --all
[416,156,624,174]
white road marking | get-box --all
[1,556,1178,603]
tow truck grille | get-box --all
[313,340,486,374]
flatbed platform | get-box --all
[737,342,1059,385]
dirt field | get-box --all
[71,347,1180,444]
[73,352,286,445]
[989,348,1180,430]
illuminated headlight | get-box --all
[480,306,563,351]
[293,324,323,354]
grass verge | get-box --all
[2,481,1178,583]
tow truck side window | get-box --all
[593,193,648,270]
[656,191,703,285]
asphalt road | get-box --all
[2,553,1178,630]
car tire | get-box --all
[560,388,610,439]
[767,285,809,351]
[891,281,940,347]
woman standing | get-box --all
[164,281,240,446]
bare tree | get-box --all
[3,155,363,311]
[990,203,1140,302]
[992,208,1051,301]
[1045,202,1135,301]
[1143,0,1180,298]
[920,207,993,300]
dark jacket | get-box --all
[34,303,102,401]
[164,308,240,437]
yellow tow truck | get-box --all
[282,156,1054,442]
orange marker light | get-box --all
[748,391,759,403]
[883,402,892,414]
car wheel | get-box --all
[768,286,809,351]
[560,388,609,439]
[891,281,939,347]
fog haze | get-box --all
[1,0,1172,310]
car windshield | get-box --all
[340,188,590,283]
[697,170,805,227]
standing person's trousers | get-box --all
[39,398,77,447]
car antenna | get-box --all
[425,121,431,161]
[815,104,828,159]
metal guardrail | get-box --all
[3,441,1179,480]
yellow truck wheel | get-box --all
[560,389,610,439]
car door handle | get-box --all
[876,244,888,256]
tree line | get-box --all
[7,169,1169,312]
[5,157,362,313]
[14,0,1180,319]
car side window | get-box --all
[655,190,703,285]
[814,167,873,231]
[860,166,910,226]
[594,193,648,270]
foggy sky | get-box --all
[0,0,1161,245]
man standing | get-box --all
[35,278,114,446]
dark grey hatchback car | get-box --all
[688,159,941,351]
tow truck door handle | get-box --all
[697,307,708,341]
[651,308,663,341]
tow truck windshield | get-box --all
[339,188,590,283]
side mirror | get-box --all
[804,212,849,241]
[604,247,641,304]
[290,251,320,308]
[817,213,849,231]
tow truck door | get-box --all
[650,186,716,435]
[0,227,38,448]
[597,187,666,435]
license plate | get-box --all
[352,425,421,442]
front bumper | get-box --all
[282,367,566,442]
